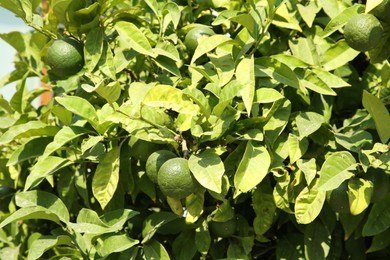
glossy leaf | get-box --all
[15,190,70,223]
[318,151,356,191]
[144,239,171,260]
[143,84,199,116]
[362,90,390,143]
[0,121,58,145]
[321,40,360,71]
[7,137,52,166]
[41,126,90,159]
[191,34,234,64]
[234,141,271,194]
[296,112,324,138]
[96,234,139,257]
[348,178,373,215]
[188,149,224,193]
[253,183,277,236]
[115,21,155,57]
[55,96,99,130]
[92,146,121,209]
[295,181,326,224]
[304,220,331,259]
[24,156,73,190]
[27,235,73,260]
[236,55,255,116]
[362,194,390,236]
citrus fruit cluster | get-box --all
[146,150,197,200]
[47,37,84,79]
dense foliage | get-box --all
[0,0,390,259]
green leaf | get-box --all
[295,180,326,224]
[321,40,360,71]
[296,112,324,138]
[318,151,356,191]
[263,99,291,146]
[27,235,73,260]
[92,146,121,210]
[185,192,204,223]
[0,121,58,145]
[172,230,197,260]
[253,183,277,236]
[68,208,137,234]
[255,88,284,103]
[24,156,73,190]
[234,141,271,194]
[154,55,181,76]
[288,134,309,163]
[301,71,337,96]
[304,220,331,259]
[41,126,91,159]
[115,21,155,57]
[144,239,171,260]
[367,228,390,253]
[255,57,300,89]
[142,212,179,243]
[97,234,139,257]
[296,158,317,186]
[162,2,181,31]
[230,13,258,40]
[195,220,211,254]
[363,194,390,236]
[0,0,24,19]
[15,190,70,223]
[362,90,390,143]
[191,34,234,64]
[322,5,365,37]
[143,85,199,116]
[84,27,104,71]
[0,206,61,228]
[7,137,52,166]
[55,95,99,130]
[334,130,373,153]
[188,149,224,194]
[276,233,305,260]
[311,67,350,88]
[288,37,319,66]
[236,55,255,116]
[348,178,373,215]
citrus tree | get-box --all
[0,0,390,259]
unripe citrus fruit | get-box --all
[344,13,383,52]
[157,158,197,199]
[184,26,215,53]
[370,0,390,23]
[209,216,238,238]
[47,38,84,78]
[327,180,350,214]
[365,168,390,203]
[146,150,177,183]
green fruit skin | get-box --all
[146,150,177,183]
[47,38,84,78]
[157,158,197,199]
[184,26,215,53]
[327,180,350,214]
[209,217,238,238]
[365,168,390,203]
[344,14,383,52]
